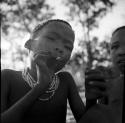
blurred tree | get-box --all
[1,0,54,34]
[63,1,115,120]
[65,36,111,90]
[63,0,115,69]
[1,0,55,70]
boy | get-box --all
[1,19,86,123]
[82,26,125,123]
[1,19,108,123]
[109,26,125,123]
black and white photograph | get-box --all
[1,0,125,123]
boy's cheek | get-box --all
[63,56,70,64]
[54,61,67,72]
[112,56,118,67]
[66,52,72,59]
[111,54,117,65]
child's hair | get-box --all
[25,19,74,50]
[31,19,73,39]
[112,26,125,36]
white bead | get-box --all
[22,68,60,101]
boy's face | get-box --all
[30,21,75,72]
[110,28,125,72]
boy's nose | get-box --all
[55,47,64,54]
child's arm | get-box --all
[1,84,44,123]
[1,62,51,123]
[64,72,86,122]
[77,104,114,123]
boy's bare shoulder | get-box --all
[1,69,20,75]
[58,71,73,80]
[1,69,22,85]
[58,71,72,77]
[58,71,75,86]
[1,69,15,81]
[2,68,21,77]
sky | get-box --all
[47,0,125,41]
[92,0,125,40]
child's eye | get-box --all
[111,45,119,50]
[65,46,72,51]
[47,36,55,41]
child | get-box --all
[109,26,125,123]
[82,26,125,123]
[1,19,86,123]
[1,19,109,123]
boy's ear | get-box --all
[24,39,32,50]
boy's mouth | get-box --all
[35,50,51,56]
[56,57,61,60]
[119,60,125,63]
[117,59,125,66]
[118,57,125,62]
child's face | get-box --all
[30,21,75,72]
[110,28,125,72]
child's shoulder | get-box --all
[1,69,20,76]
[57,71,75,85]
[1,69,22,82]
[58,71,73,79]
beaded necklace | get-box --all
[22,68,60,101]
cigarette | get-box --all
[35,50,51,56]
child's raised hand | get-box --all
[85,69,108,100]
[33,52,52,90]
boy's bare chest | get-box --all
[8,75,68,114]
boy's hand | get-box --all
[85,69,108,100]
[33,53,52,90]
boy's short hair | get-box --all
[25,19,74,50]
[112,26,125,36]
[31,19,73,39]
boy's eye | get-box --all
[111,44,119,50]
[65,45,72,51]
[47,36,55,41]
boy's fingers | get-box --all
[34,54,40,64]
[34,54,46,67]
[86,81,107,90]
[85,69,101,75]
[91,89,108,97]
[33,51,52,61]
[85,75,105,81]
[34,50,51,56]
[86,89,108,98]
[34,56,49,74]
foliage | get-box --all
[64,0,114,30]
[64,0,115,69]
[1,0,55,70]
[1,0,54,34]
